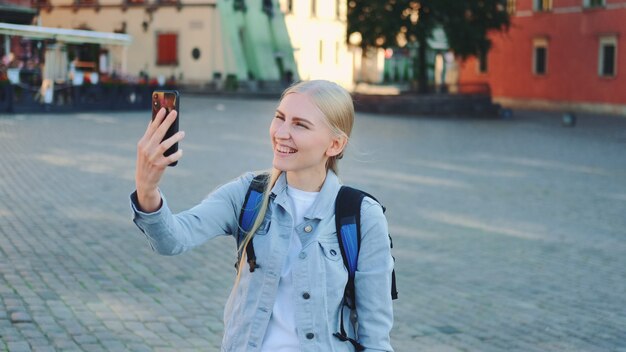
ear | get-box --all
[326,135,348,158]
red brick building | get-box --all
[458,0,626,115]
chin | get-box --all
[272,160,292,172]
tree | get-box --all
[347,0,511,93]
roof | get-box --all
[0,22,132,46]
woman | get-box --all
[131,80,394,351]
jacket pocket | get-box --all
[254,217,271,236]
[318,239,342,261]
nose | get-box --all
[274,121,291,140]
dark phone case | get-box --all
[151,90,180,166]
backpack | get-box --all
[236,174,398,351]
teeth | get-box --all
[277,145,297,154]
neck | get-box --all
[286,168,327,192]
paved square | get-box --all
[1,96,625,351]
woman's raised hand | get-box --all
[135,108,185,212]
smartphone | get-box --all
[151,90,180,167]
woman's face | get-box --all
[269,93,342,176]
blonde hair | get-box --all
[282,79,355,174]
[230,80,355,299]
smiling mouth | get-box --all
[276,145,298,154]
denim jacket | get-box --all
[130,170,394,352]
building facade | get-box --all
[36,0,232,85]
[458,0,626,115]
[27,0,362,88]
[279,0,357,86]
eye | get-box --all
[274,114,285,120]
[296,122,308,129]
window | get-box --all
[533,38,548,75]
[311,0,316,17]
[599,36,617,77]
[535,0,552,11]
[584,0,604,7]
[506,0,516,14]
[157,33,178,66]
[478,49,488,73]
[75,0,97,5]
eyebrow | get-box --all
[275,109,314,126]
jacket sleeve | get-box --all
[129,172,255,256]
[354,197,395,351]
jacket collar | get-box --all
[271,169,342,220]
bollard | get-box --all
[499,108,513,119]
[562,112,576,127]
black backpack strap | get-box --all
[334,186,364,308]
[333,186,397,351]
[236,173,269,272]
[390,233,398,300]
[333,186,366,351]
[352,189,397,300]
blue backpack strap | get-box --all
[237,173,269,272]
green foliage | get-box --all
[347,0,510,92]
[436,0,511,59]
[348,0,510,57]
[347,1,401,49]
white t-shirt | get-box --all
[261,185,319,351]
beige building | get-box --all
[33,0,381,89]
[38,0,222,84]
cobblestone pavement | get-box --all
[1,97,625,352]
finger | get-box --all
[148,107,168,134]
[158,149,183,167]
[147,129,183,164]
[150,110,178,146]
[142,107,167,141]
[159,131,185,154]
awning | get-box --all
[0,4,37,24]
[0,23,132,46]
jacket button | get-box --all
[306,332,315,339]
[304,225,313,233]
[302,292,310,300]
[299,252,307,259]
